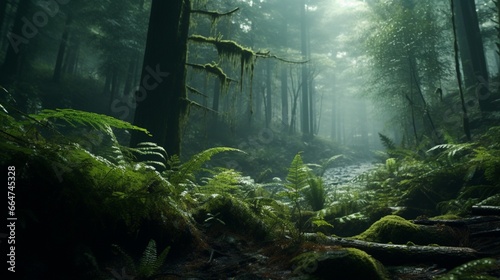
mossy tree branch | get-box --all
[186,62,235,92]
[191,7,240,18]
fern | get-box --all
[379,133,396,151]
[427,143,475,159]
[30,108,151,136]
[281,153,311,239]
[112,240,170,279]
[167,147,244,187]
[305,176,326,211]
[137,240,170,278]
[435,258,498,280]
[120,142,168,170]
[200,168,241,194]
[284,153,310,203]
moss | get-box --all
[291,248,388,280]
[353,215,461,246]
[196,194,269,239]
[430,214,462,220]
[354,215,419,244]
[187,62,232,92]
[188,35,256,91]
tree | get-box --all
[453,0,494,112]
[0,0,32,86]
[130,0,191,157]
[365,0,447,144]
[300,0,311,138]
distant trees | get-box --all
[365,0,447,144]
[0,0,32,86]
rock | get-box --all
[291,248,388,280]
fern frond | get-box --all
[30,109,151,136]
[427,143,474,158]
[378,133,396,151]
[286,153,310,194]
[169,147,244,187]
[435,258,498,280]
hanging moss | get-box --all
[189,35,256,91]
[187,62,232,92]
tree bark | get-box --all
[265,59,272,128]
[0,0,31,86]
[131,0,190,158]
[53,14,73,83]
[300,0,310,137]
[453,0,492,112]
[281,64,289,132]
[0,0,7,37]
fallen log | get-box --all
[413,216,500,226]
[471,205,500,216]
[303,233,483,268]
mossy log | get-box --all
[304,233,481,267]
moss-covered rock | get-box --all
[291,248,388,280]
[353,215,461,246]
[195,194,270,239]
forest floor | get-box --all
[156,217,500,280]
[154,163,500,280]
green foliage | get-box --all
[30,108,151,136]
[305,176,326,211]
[166,147,244,189]
[435,258,498,280]
[281,153,309,211]
[379,133,396,151]
[111,239,170,279]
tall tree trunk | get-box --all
[131,0,190,158]
[300,0,310,137]
[451,0,472,140]
[281,64,289,132]
[53,14,73,83]
[330,92,336,140]
[0,0,7,37]
[453,0,492,112]
[123,55,138,97]
[280,17,289,132]
[265,59,272,128]
[66,39,80,75]
[0,0,31,86]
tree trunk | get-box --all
[53,14,73,83]
[300,0,310,137]
[330,92,336,140]
[131,0,190,158]
[265,59,272,128]
[453,0,493,112]
[0,0,7,37]
[0,0,31,86]
[281,64,289,132]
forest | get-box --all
[1,0,500,279]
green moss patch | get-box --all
[291,248,388,280]
[195,195,269,239]
[354,215,460,246]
